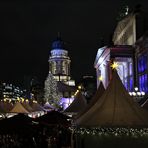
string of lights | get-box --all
[129,87,145,102]
[73,127,148,137]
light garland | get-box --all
[73,127,148,137]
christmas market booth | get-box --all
[73,70,148,148]
[0,114,38,147]
[35,110,72,147]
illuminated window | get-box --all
[129,77,133,91]
[138,54,147,73]
[138,53,148,92]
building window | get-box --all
[129,77,133,91]
[138,53,148,92]
[138,54,147,73]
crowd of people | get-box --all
[0,113,72,148]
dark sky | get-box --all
[0,0,147,86]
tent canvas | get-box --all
[10,102,30,114]
[76,82,105,119]
[31,102,44,112]
[76,71,148,127]
[64,91,87,114]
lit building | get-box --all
[1,83,26,101]
[94,45,134,91]
[49,36,75,86]
[30,77,44,104]
[135,32,148,93]
[48,35,76,109]
[113,8,148,46]
[113,7,148,94]
[95,6,148,97]
[113,13,136,45]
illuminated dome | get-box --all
[52,37,65,50]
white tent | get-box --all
[64,91,87,114]
[10,102,30,114]
[76,70,148,127]
[76,82,105,119]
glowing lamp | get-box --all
[129,92,132,95]
[99,76,103,81]
[141,92,145,96]
[137,92,141,96]
[132,92,136,96]
[134,87,138,91]
[78,85,82,90]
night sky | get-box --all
[0,0,147,87]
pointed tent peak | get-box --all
[31,102,44,112]
[43,102,55,109]
[64,91,87,113]
[10,102,30,114]
[88,81,105,105]
[76,68,148,127]
[22,102,34,112]
[75,81,105,119]
[110,69,126,88]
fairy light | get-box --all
[74,127,148,137]
[98,75,103,81]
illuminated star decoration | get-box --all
[111,62,119,70]
[98,75,103,81]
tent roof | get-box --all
[10,102,30,114]
[21,102,34,112]
[57,81,76,92]
[76,82,105,119]
[0,114,35,133]
[43,102,54,110]
[141,99,148,109]
[0,101,13,113]
[36,110,70,126]
[31,102,44,112]
[64,91,87,113]
[76,70,148,127]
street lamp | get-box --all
[129,87,145,102]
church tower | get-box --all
[48,36,71,83]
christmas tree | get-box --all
[44,72,61,108]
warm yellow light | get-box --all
[98,76,103,81]
[74,90,79,96]
[111,62,118,69]
[33,100,37,103]
[78,85,82,90]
